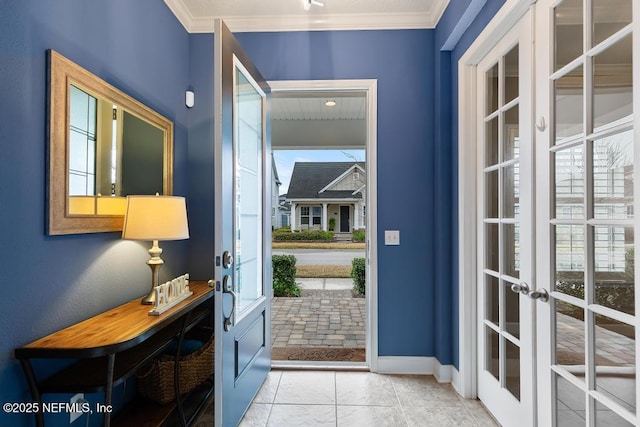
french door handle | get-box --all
[222,274,236,331]
[510,282,530,295]
[529,288,549,303]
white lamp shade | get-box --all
[122,195,189,241]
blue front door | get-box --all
[213,19,272,426]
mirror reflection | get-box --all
[48,50,173,234]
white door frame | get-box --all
[268,79,379,371]
[457,0,537,398]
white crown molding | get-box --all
[165,0,450,33]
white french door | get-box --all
[535,0,639,425]
[476,10,535,426]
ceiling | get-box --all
[164,0,450,33]
[164,0,450,149]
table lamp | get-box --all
[122,195,189,304]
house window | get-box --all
[300,206,310,225]
[312,207,322,225]
[353,171,360,181]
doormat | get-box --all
[272,347,365,362]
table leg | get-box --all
[19,359,44,427]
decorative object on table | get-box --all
[122,195,189,304]
[148,274,193,316]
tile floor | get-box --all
[237,370,499,427]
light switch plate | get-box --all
[384,230,400,245]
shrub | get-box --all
[352,228,366,242]
[273,230,334,241]
[274,226,291,234]
[351,257,366,296]
[328,218,336,231]
[272,255,300,297]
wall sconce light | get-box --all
[185,90,195,108]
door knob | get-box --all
[510,282,530,295]
[529,288,549,303]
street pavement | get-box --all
[272,248,364,265]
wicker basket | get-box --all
[137,336,214,405]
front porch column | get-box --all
[322,203,328,231]
[353,203,359,230]
[290,202,296,231]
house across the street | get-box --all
[286,162,365,233]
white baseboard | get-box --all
[376,356,454,383]
[451,366,461,394]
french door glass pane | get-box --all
[555,301,585,367]
[592,0,632,47]
[487,63,499,115]
[594,226,634,315]
[486,274,500,325]
[555,65,584,142]
[504,105,519,161]
[556,374,586,425]
[503,163,519,218]
[486,116,499,166]
[555,225,585,283]
[486,223,499,272]
[554,0,583,71]
[555,146,585,219]
[486,327,500,381]
[593,131,634,220]
[486,169,499,218]
[594,313,636,414]
[234,66,264,314]
[504,45,519,105]
[505,339,521,399]
[593,34,633,131]
[503,223,520,278]
[504,280,520,339]
[594,400,634,426]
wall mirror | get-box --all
[47,50,173,235]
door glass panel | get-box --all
[503,223,520,278]
[555,225,585,287]
[234,65,264,314]
[504,105,520,161]
[594,226,634,315]
[486,327,500,381]
[555,65,584,142]
[485,169,499,218]
[594,313,636,414]
[486,116,499,166]
[555,146,585,219]
[592,0,632,47]
[505,338,520,400]
[486,63,499,115]
[503,163,519,218]
[595,400,634,426]
[504,45,519,105]
[554,0,584,71]
[486,223,499,272]
[593,131,634,220]
[555,302,585,367]
[486,275,500,325]
[556,374,586,425]
[504,280,520,339]
[593,34,633,131]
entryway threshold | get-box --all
[271,360,369,372]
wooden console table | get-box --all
[15,280,214,427]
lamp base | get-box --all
[142,240,164,305]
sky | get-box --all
[273,149,365,195]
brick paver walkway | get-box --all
[271,289,365,348]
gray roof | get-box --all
[287,162,365,199]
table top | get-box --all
[15,280,213,359]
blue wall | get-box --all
[236,30,439,357]
[434,0,506,368]
[0,1,189,425]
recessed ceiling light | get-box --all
[324,100,337,107]
[303,0,325,11]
